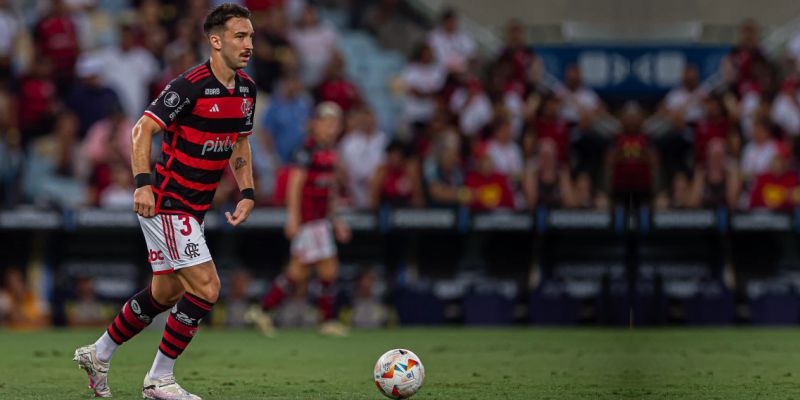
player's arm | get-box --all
[136,75,196,217]
[225,136,256,227]
[131,116,163,218]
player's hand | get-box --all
[133,185,156,218]
[226,199,255,227]
[333,218,352,244]
[284,215,299,240]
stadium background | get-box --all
[3,0,800,333]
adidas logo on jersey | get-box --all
[209,104,220,112]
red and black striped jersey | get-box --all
[293,137,337,223]
[142,60,257,221]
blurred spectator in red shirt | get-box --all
[694,95,733,165]
[494,20,537,86]
[34,0,80,91]
[722,19,770,97]
[523,138,574,209]
[608,102,656,204]
[369,140,424,209]
[692,138,742,209]
[749,143,799,210]
[465,142,515,212]
[533,95,570,165]
[314,51,361,112]
[15,58,59,146]
[427,8,476,73]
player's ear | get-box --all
[208,32,223,51]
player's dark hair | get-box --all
[203,3,251,35]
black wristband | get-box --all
[134,173,152,188]
[241,188,255,201]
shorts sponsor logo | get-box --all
[148,250,165,262]
[184,241,200,258]
[201,136,234,155]
[164,91,180,107]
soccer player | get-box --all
[73,4,257,399]
[250,101,351,336]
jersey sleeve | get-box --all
[143,76,196,130]
[239,90,257,137]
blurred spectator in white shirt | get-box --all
[289,5,338,86]
[401,43,445,128]
[427,8,475,73]
[740,119,777,182]
[771,79,800,137]
[70,0,116,51]
[449,77,492,138]
[88,23,159,119]
[557,64,603,126]
[486,119,523,181]
[0,0,22,80]
[340,107,388,209]
[662,64,707,127]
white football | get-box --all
[373,348,425,399]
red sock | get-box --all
[159,292,213,359]
[261,274,293,311]
[315,279,336,321]
[107,286,169,344]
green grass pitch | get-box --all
[3,328,800,399]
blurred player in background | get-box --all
[73,4,257,399]
[250,101,351,337]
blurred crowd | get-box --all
[1,0,800,217]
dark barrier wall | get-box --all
[1,206,799,326]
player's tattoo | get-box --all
[234,157,247,170]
